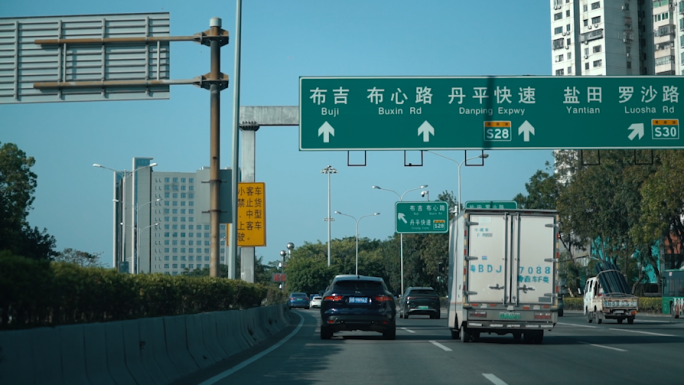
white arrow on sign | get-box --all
[518,120,535,142]
[627,123,644,141]
[398,213,407,224]
[318,121,335,143]
[417,121,435,142]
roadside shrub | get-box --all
[0,253,279,329]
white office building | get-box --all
[113,157,232,275]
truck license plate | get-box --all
[499,312,521,320]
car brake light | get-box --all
[289,297,296,301]
[374,295,391,302]
[324,295,343,302]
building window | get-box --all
[164,209,170,214]
[164,193,170,198]
[568,52,572,60]
[555,69,565,76]
[164,185,170,190]
[172,225,178,229]
[204,264,209,268]
[172,263,177,268]
[164,232,170,237]
[626,61,632,69]
[189,186,194,191]
[591,1,600,10]
[172,256,178,261]
[173,178,178,183]
[204,225,210,230]
[173,201,178,206]
[585,62,590,70]
[181,178,186,183]
[583,4,588,11]
[164,248,169,252]
[181,185,186,191]
[554,12,562,20]
[583,19,588,27]
[566,24,570,31]
[181,201,186,206]
[173,217,177,222]
[204,251,210,256]
[181,217,186,222]
[181,193,186,198]
[189,264,194,269]
[172,209,178,214]
[172,240,178,245]
[593,45,602,53]
[165,177,170,183]
[189,256,194,261]
[189,217,194,222]
[591,16,601,24]
[189,194,194,199]
[189,209,194,214]
[172,185,178,191]
[173,193,178,198]
[164,201,169,206]
[565,10,570,17]
[196,248,202,253]
[164,256,169,261]
[189,201,194,207]
[593,59,602,68]
[568,67,572,74]
[164,224,169,229]
[189,178,194,183]
[556,54,564,62]
[566,38,571,46]
[181,256,187,261]
[164,264,169,268]
[554,26,563,35]
[181,232,186,237]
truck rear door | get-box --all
[467,213,508,304]
[510,213,556,305]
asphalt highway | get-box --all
[181,310,684,385]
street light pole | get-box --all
[428,151,488,215]
[335,211,380,275]
[372,185,427,296]
[321,165,337,267]
[137,222,159,274]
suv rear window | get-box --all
[333,280,385,292]
[410,289,437,296]
[291,293,307,297]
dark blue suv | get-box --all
[320,275,396,340]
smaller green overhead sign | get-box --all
[395,201,449,234]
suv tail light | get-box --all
[374,295,392,302]
[324,295,343,302]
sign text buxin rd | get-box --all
[299,76,682,150]
[396,201,449,234]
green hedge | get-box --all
[563,296,663,313]
[0,252,287,329]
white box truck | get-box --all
[447,209,560,344]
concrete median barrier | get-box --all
[200,313,229,361]
[163,315,199,377]
[0,329,35,385]
[121,320,157,385]
[59,324,89,385]
[186,314,217,368]
[32,327,63,385]
[215,311,242,357]
[82,323,117,385]
[104,322,137,385]
[138,317,176,383]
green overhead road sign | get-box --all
[396,201,449,234]
[299,76,683,151]
[465,201,518,209]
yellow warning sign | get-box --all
[237,182,266,247]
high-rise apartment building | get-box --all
[549,0,684,76]
[113,157,232,276]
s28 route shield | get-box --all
[299,76,683,151]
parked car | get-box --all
[320,275,396,340]
[288,292,310,309]
[310,295,323,308]
[400,287,440,319]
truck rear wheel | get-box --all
[627,317,634,324]
[461,327,471,343]
[586,308,593,323]
[671,302,679,319]
[617,318,623,324]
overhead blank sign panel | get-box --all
[0,13,170,104]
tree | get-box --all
[0,142,56,261]
[53,248,104,267]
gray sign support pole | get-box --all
[240,123,258,283]
[229,0,243,280]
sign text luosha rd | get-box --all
[299,76,683,150]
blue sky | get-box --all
[1,1,554,266]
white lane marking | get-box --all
[557,322,598,328]
[579,341,627,352]
[429,340,452,352]
[635,319,667,323]
[483,373,509,385]
[401,327,416,334]
[608,328,676,337]
[198,312,305,385]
